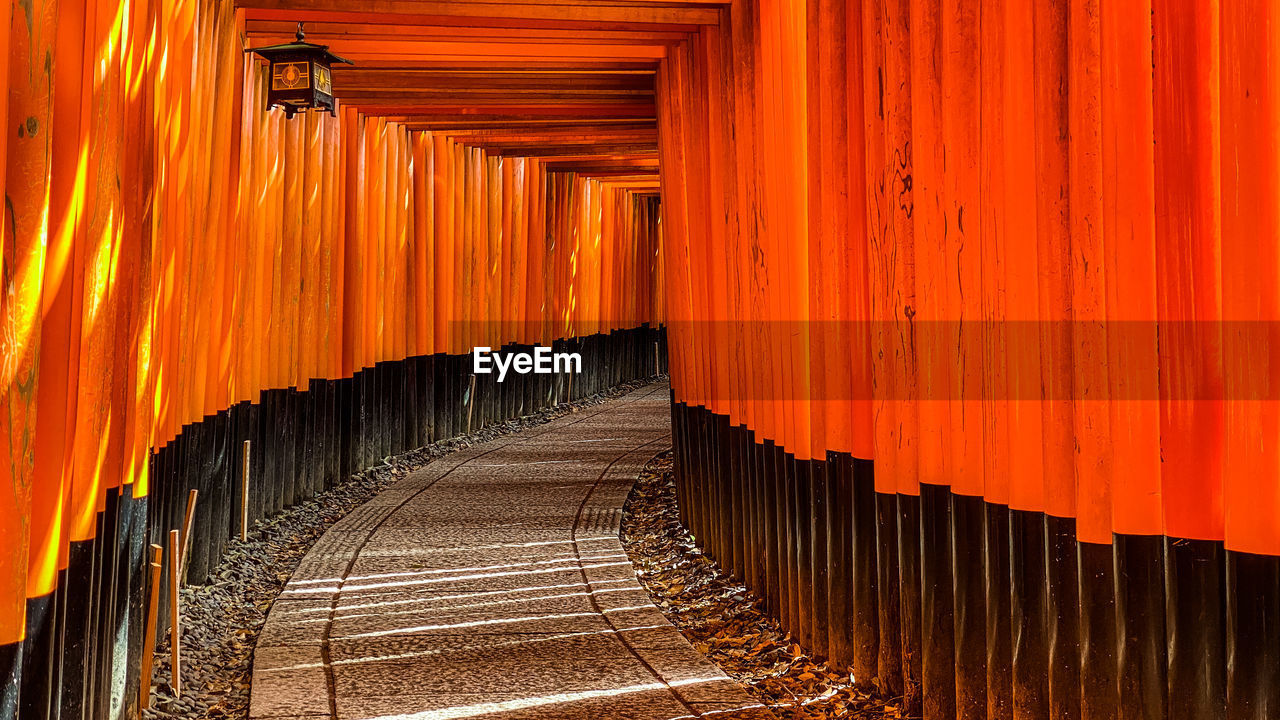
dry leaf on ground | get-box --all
[622,451,904,720]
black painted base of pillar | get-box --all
[0,325,666,720]
[668,400,1275,720]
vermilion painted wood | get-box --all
[237,0,722,27]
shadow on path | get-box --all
[250,383,772,720]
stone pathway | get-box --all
[249,382,773,720]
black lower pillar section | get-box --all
[0,641,20,720]
[1115,534,1168,720]
[19,592,55,720]
[672,402,689,531]
[1226,551,1280,720]
[761,440,780,616]
[778,448,797,637]
[825,453,853,668]
[1079,540,1119,720]
[668,399,1280,720]
[848,458,878,687]
[1046,514,1081,720]
[1165,538,1225,720]
[793,457,814,650]
[741,428,760,602]
[91,488,120,719]
[952,493,988,720]
[9,325,664,720]
[121,492,149,720]
[919,483,957,720]
[1011,509,1049,720]
[895,492,921,710]
[338,377,353,481]
[59,540,94,720]
[808,459,829,660]
[985,504,1013,720]
[723,415,742,584]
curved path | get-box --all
[249,382,772,720]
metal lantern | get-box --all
[246,23,352,117]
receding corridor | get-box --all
[249,384,769,720]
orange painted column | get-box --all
[907,0,948,491]
[412,132,432,357]
[1152,0,1225,544]
[1221,0,1280,558]
[341,106,362,379]
[870,0,914,492]
[1032,0,1076,524]
[1,0,58,645]
[1083,3,1160,717]
[28,0,90,609]
[1068,0,1112,546]
[523,159,546,347]
[1003,0,1047,518]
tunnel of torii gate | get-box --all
[0,0,1278,719]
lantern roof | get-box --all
[245,23,353,65]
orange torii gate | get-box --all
[2,1,1278,720]
[661,1,1279,719]
[0,1,670,717]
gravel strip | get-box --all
[141,377,664,720]
[621,451,905,720]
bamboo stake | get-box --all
[168,529,182,697]
[179,489,198,584]
[139,544,164,710]
[241,440,251,541]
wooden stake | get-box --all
[179,489,198,583]
[241,440,251,541]
[466,374,477,433]
[139,544,163,710]
[168,529,182,697]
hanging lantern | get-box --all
[246,23,352,117]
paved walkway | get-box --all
[250,383,772,720]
